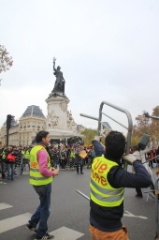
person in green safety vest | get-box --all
[69,148,76,170]
[26,131,59,240]
[23,148,30,170]
[0,144,7,179]
[89,131,152,240]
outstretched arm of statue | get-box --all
[53,57,56,71]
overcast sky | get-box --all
[0,0,159,134]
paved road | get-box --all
[0,168,157,240]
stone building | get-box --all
[0,103,83,146]
[0,105,46,146]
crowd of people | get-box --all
[129,145,159,168]
[0,139,159,182]
[147,147,159,168]
[0,140,101,181]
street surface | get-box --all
[0,168,157,240]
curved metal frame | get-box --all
[98,101,133,170]
[80,100,133,170]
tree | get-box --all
[130,133,140,147]
[149,106,159,142]
[81,128,97,146]
[130,113,150,148]
[131,106,159,148]
[0,45,13,84]
[135,114,150,134]
[152,106,159,117]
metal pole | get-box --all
[102,112,128,130]
[80,113,99,121]
[76,189,90,201]
[6,126,9,146]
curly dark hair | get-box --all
[35,131,49,143]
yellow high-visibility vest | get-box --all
[21,150,25,155]
[24,150,30,160]
[90,156,124,207]
[2,148,7,160]
[29,145,53,186]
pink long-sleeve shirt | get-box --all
[37,149,54,177]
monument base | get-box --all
[49,129,83,145]
[45,94,83,144]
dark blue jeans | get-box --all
[7,163,14,180]
[20,160,30,175]
[76,162,83,173]
[29,183,52,237]
[0,161,6,178]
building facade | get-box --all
[0,105,84,147]
[0,105,46,146]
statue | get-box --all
[51,115,59,127]
[67,110,76,130]
[51,57,65,96]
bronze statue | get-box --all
[52,57,65,95]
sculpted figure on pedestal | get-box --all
[50,57,65,97]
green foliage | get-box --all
[81,128,97,146]
[152,106,159,117]
[133,105,159,147]
[131,135,140,148]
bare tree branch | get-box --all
[0,45,13,77]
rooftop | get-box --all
[21,105,45,118]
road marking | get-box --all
[0,203,13,211]
[49,226,84,240]
[0,212,32,234]
[124,211,148,220]
[0,205,84,239]
[0,181,7,184]
[21,172,29,175]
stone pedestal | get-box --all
[45,95,82,142]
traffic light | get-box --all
[6,114,15,130]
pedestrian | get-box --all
[89,131,152,240]
[69,148,75,170]
[26,130,59,240]
[60,144,67,169]
[132,145,143,198]
[0,142,6,179]
[92,140,105,159]
[75,145,86,174]
[5,146,16,181]
[23,147,31,170]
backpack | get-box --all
[6,153,16,163]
